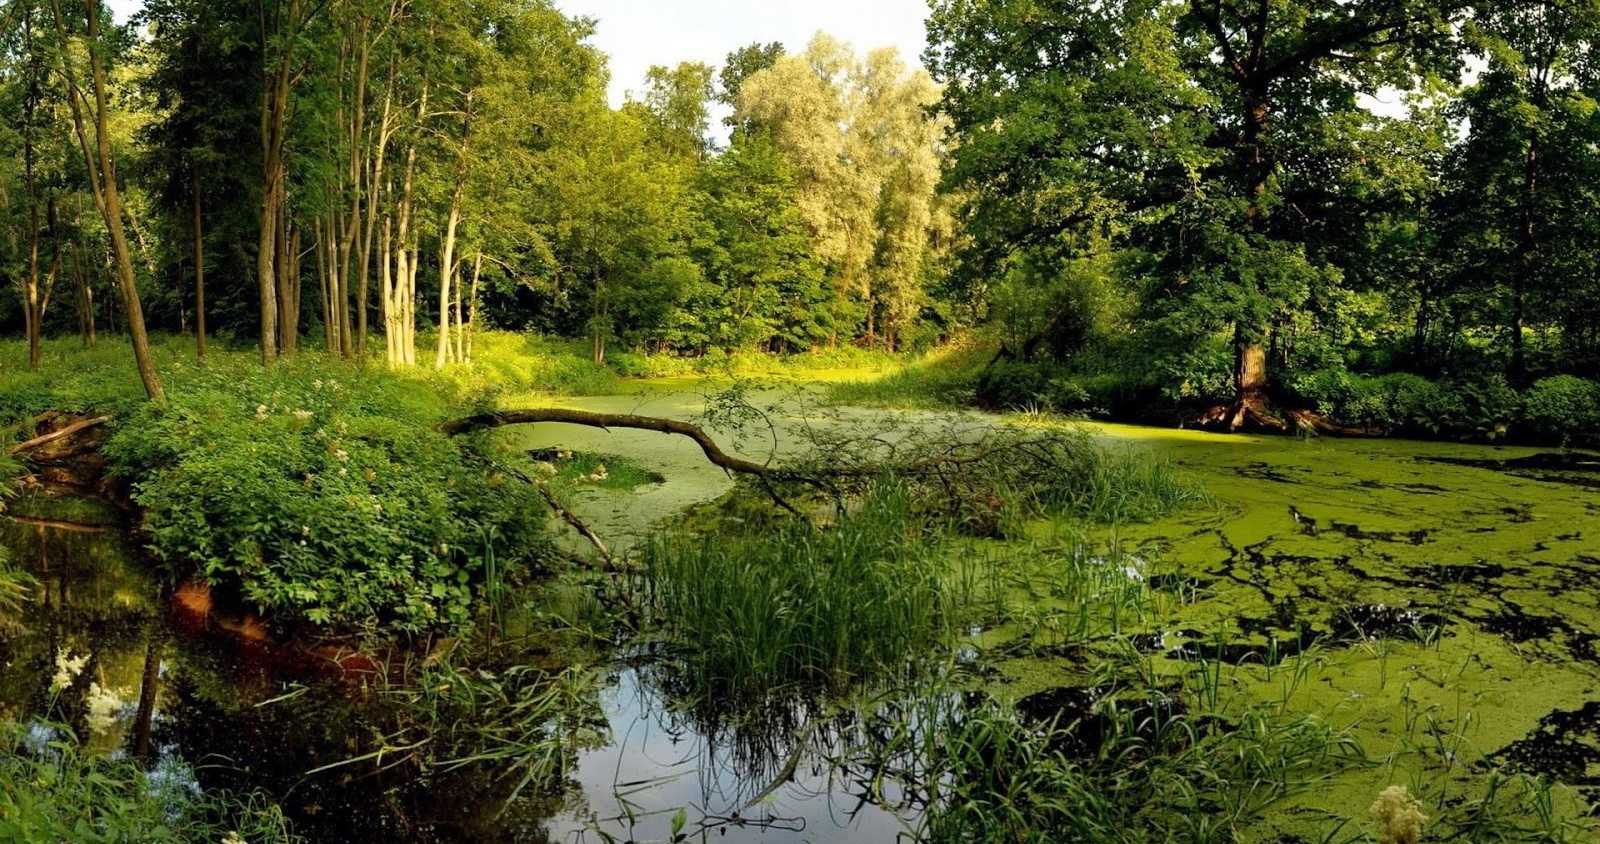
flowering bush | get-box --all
[100,358,550,632]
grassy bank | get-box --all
[829,342,1600,444]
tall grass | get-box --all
[1030,443,1211,524]
[911,694,1363,844]
[885,425,1210,535]
[0,721,298,843]
[639,483,955,706]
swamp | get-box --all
[5,0,1600,841]
[2,366,1598,842]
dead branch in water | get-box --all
[7,415,112,457]
[536,484,615,566]
[441,408,783,478]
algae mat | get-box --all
[506,383,1600,836]
[1082,424,1600,838]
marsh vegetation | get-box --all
[0,338,1596,843]
[6,0,1600,840]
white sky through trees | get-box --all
[106,0,933,139]
[559,0,930,101]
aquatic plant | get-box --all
[321,658,603,817]
[639,482,960,706]
[1369,785,1427,844]
[827,672,1364,844]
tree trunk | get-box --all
[1513,120,1541,386]
[435,190,462,369]
[192,171,207,360]
[465,252,482,363]
[52,0,164,402]
[256,0,303,368]
[381,215,398,366]
[434,101,472,370]
[1224,87,1274,431]
[71,241,95,348]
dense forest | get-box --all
[3,0,1600,439]
[0,0,950,373]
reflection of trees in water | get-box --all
[0,520,159,752]
[629,658,943,837]
[155,652,587,843]
[0,520,589,844]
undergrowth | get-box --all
[0,722,297,843]
[1,338,552,632]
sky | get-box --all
[106,0,932,101]
[557,0,931,105]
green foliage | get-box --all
[674,132,831,353]
[1524,376,1600,437]
[915,695,1359,844]
[1291,369,1539,438]
[2,340,552,633]
[640,483,949,705]
[99,358,548,631]
[0,722,297,844]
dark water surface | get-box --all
[0,513,918,843]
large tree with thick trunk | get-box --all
[928,0,1472,429]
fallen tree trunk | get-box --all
[440,408,782,478]
[7,415,112,456]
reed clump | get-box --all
[640,482,952,707]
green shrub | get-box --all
[99,359,550,631]
[1524,375,1600,436]
[975,360,1054,410]
[1312,373,1512,437]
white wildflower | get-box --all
[534,461,557,477]
[223,833,249,844]
[255,404,270,421]
[292,409,314,423]
[51,650,89,691]
[85,682,125,733]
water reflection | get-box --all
[546,666,919,843]
[1,513,928,843]
[0,516,563,842]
